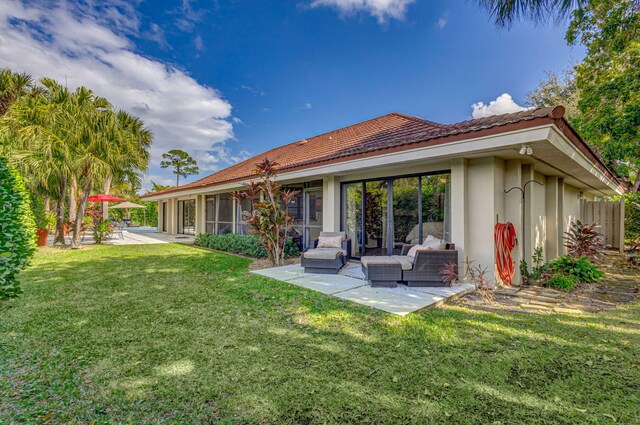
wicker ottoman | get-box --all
[301,248,345,274]
[361,256,403,288]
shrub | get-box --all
[564,220,605,260]
[622,193,640,243]
[546,256,604,283]
[195,233,299,259]
[546,274,579,291]
[93,220,112,244]
[0,157,36,299]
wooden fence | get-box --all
[580,199,625,251]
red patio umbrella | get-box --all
[87,194,125,202]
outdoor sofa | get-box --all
[361,243,457,287]
[301,231,352,274]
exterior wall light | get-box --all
[519,145,533,155]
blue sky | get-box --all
[0,0,584,190]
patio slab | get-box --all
[288,273,367,295]
[251,264,474,316]
[333,284,473,316]
[251,264,307,282]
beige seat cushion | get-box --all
[303,248,344,260]
[361,256,400,267]
[391,255,415,271]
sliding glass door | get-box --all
[363,180,388,256]
[342,171,450,259]
[343,182,363,258]
[177,199,196,235]
[303,189,323,250]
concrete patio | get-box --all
[251,263,474,316]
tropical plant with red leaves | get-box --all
[231,158,300,266]
[564,220,605,260]
[439,261,459,287]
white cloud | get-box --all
[194,34,204,51]
[436,17,447,28]
[173,0,207,32]
[0,0,237,192]
[311,0,415,23]
[471,93,530,119]
[303,102,313,110]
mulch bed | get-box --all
[452,251,640,314]
[248,256,301,270]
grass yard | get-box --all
[1,244,639,424]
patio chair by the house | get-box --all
[396,243,457,287]
[301,231,352,274]
[361,237,457,287]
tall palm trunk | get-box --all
[69,175,77,223]
[102,175,112,220]
[71,179,92,249]
[54,177,67,245]
[44,196,50,214]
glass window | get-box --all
[341,171,451,258]
[393,177,420,246]
[205,196,215,234]
[236,197,252,234]
[285,189,304,227]
[421,175,450,241]
[364,180,388,256]
[218,193,233,223]
[177,199,195,235]
[303,190,323,250]
[342,182,363,258]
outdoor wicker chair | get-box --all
[396,243,458,286]
[301,231,352,274]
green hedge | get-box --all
[0,157,36,298]
[194,233,300,259]
[623,193,640,243]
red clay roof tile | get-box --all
[143,106,621,198]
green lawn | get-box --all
[1,244,639,424]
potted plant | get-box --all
[35,213,56,247]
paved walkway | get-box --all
[251,263,474,316]
[47,230,195,246]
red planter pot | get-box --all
[36,229,49,247]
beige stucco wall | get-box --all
[563,184,583,234]
[157,154,609,286]
[532,171,547,261]
[465,157,503,282]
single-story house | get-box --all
[141,106,624,283]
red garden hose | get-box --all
[495,222,517,286]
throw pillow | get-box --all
[422,238,445,250]
[407,244,431,257]
[317,235,343,249]
[422,234,436,244]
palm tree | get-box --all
[2,74,152,248]
[0,78,74,244]
[98,111,151,220]
[0,68,36,116]
[478,0,586,25]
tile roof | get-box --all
[142,106,618,198]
